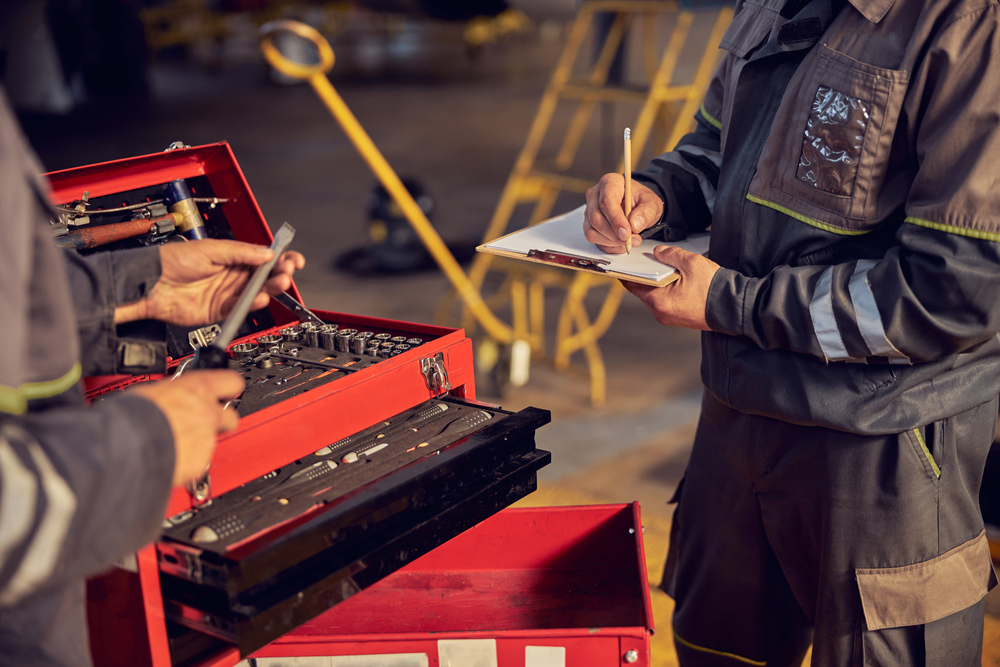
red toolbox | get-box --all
[49,144,653,667]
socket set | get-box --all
[199,322,429,417]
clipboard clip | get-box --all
[527,249,611,273]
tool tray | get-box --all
[158,396,549,660]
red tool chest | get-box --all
[46,144,651,667]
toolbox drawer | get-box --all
[157,397,550,660]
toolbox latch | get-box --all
[187,473,212,506]
[421,352,452,396]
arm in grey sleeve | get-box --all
[0,394,175,607]
[631,57,727,242]
[632,112,722,242]
[62,247,169,376]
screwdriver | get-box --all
[190,222,296,371]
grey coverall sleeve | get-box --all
[632,88,724,243]
[62,247,169,376]
[0,88,175,608]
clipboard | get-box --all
[476,205,710,286]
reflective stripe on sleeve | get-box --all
[0,363,82,416]
[0,431,77,606]
[809,267,852,362]
[848,260,910,363]
[0,438,39,577]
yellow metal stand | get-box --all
[439,1,732,405]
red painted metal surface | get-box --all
[253,504,654,667]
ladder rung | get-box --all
[652,86,694,101]
[525,171,596,194]
[559,84,649,103]
[582,1,680,13]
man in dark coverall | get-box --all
[585,0,1000,664]
[0,88,304,666]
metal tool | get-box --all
[318,324,339,350]
[267,353,361,373]
[187,223,296,372]
[273,291,324,326]
[181,223,295,504]
[164,179,209,240]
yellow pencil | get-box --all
[624,127,632,255]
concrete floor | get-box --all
[17,8,1000,665]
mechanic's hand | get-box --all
[130,370,244,487]
[115,239,306,326]
[584,174,664,254]
[621,245,721,331]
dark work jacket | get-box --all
[634,0,1000,434]
[0,88,174,667]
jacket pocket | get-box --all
[748,44,908,231]
[855,530,997,631]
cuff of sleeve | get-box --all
[632,172,669,221]
[108,246,163,305]
[705,267,756,337]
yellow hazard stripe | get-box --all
[673,625,767,666]
[912,427,941,479]
[700,104,723,131]
[746,194,871,236]
[904,217,1000,243]
[0,364,82,416]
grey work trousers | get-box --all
[664,391,998,667]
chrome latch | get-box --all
[421,352,452,396]
[164,141,191,151]
[187,473,211,506]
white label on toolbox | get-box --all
[525,646,566,667]
[248,655,428,667]
[437,639,498,667]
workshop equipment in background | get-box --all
[439,1,733,405]
[139,0,527,67]
[366,178,435,272]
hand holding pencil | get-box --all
[582,128,665,254]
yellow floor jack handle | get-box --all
[259,20,516,347]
